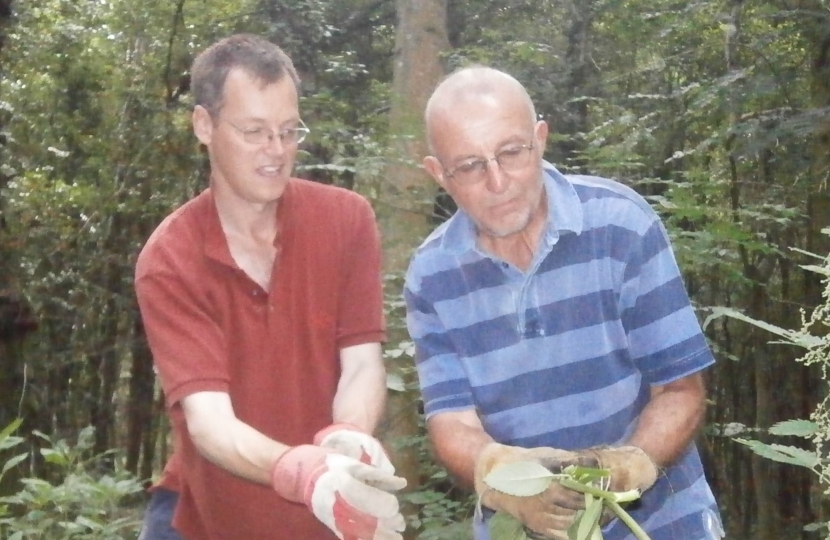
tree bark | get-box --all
[557,0,595,165]
[378,1,449,537]
[126,314,156,478]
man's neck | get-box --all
[212,189,279,244]
[479,226,541,272]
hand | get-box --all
[573,445,660,533]
[272,445,407,540]
[585,445,658,493]
[315,423,395,474]
[474,443,659,539]
[474,442,598,539]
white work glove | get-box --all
[271,444,407,540]
[314,423,395,474]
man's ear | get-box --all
[192,105,214,146]
[423,155,448,190]
[534,120,549,151]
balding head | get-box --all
[425,67,537,151]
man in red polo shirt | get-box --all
[134,34,406,540]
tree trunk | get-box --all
[557,0,594,166]
[378,1,449,537]
[126,316,156,478]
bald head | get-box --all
[424,67,537,151]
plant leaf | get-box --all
[769,420,818,438]
[0,419,23,447]
[2,452,28,475]
[735,439,819,468]
[484,461,555,497]
[488,512,527,540]
[702,307,823,348]
[577,496,603,540]
[564,465,610,484]
[385,373,406,392]
[804,521,828,532]
[799,264,830,277]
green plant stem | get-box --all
[606,500,651,540]
[559,478,611,498]
[559,478,651,540]
[558,478,639,503]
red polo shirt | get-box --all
[135,178,385,539]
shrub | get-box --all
[0,424,144,540]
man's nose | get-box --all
[483,159,509,193]
[262,133,286,155]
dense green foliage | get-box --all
[1,0,829,538]
[0,422,143,539]
[708,236,830,536]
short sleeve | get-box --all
[619,218,715,385]
[336,194,386,348]
[404,264,475,418]
[135,265,229,408]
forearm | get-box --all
[627,373,707,467]
[333,342,386,433]
[428,411,494,490]
[183,392,289,485]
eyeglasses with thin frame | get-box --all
[441,142,535,185]
[222,118,310,146]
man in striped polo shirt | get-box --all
[404,67,723,539]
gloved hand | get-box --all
[585,445,658,493]
[474,442,598,540]
[314,423,395,474]
[272,444,407,540]
[474,443,658,539]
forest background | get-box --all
[0,0,829,539]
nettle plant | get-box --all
[0,423,144,540]
[483,462,649,540]
[704,233,830,537]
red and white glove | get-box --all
[272,444,407,540]
[314,423,395,474]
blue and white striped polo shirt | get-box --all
[404,163,722,540]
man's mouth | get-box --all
[258,165,282,175]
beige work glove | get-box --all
[586,445,659,493]
[474,443,596,539]
[474,443,658,540]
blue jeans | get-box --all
[138,488,184,540]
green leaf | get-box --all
[799,264,830,278]
[769,420,818,438]
[702,307,823,348]
[735,439,820,468]
[0,436,24,452]
[2,452,28,474]
[568,509,585,540]
[564,465,610,484]
[484,461,556,497]
[386,373,406,392]
[75,515,101,530]
[804,521,828,532]
[576,496,603,540]
[40,448,68,466]
[489,512,527,540]
[0,419,23,447]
